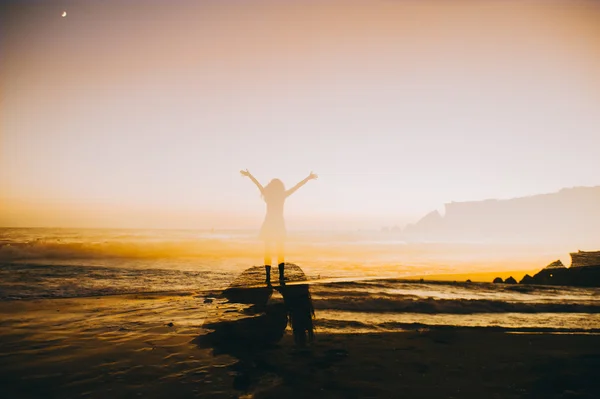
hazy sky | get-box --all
[2,0,600,229]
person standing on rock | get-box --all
[240,170,318,284]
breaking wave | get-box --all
[0,239,256,261]
[0,263,233,300]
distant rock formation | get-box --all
[520,251,600,287]
[545,260,565,269]
[570,251,600,268]
[504,276,517,284]
[493,277,503,284]
[402,186,600,245]
[519,274,534,284]
[402,210,443,240]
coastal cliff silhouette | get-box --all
[402,186,600,245]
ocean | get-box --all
[1,227,599,333]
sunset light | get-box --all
[1,1,599,397]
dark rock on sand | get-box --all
[493,277,504,284]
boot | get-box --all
[278,263,285,281]
[265,265,271,285]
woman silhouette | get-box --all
[240,170,318,283]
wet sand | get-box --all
[1,291,599,398]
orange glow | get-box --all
[1,1,599,231]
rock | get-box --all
[519,274,534,284]
[466,279,472,283]
[226,264,307,290]
[504,276,517,284]
[493,277,503,284]
[166,322,174,327]
[570,250,600,268]
[203,298,214,304]
[544,259,566,269]
[529,259,571,285]
[529,264,600,287]
[525,252,600,287]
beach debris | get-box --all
[504,276,517,284]
[166,322,174,327]
[493,277,503,284]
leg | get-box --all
[277,241,285,281]
[264,241,272,284]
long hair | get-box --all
[262,178,285,200]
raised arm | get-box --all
[240,169,264,193]
[286,171,318,198]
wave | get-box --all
[314,297,600,314]
[0,239,259,261]
[3,263,599,316]
[316,318,600,334]
[0,263,233,300]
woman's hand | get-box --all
[308,171,318,180]
[240,169,250,177]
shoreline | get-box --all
[0,269,542,303]
[1,291,599,398]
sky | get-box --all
[1,0,600,230]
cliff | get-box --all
[402,186,600,245]
[519,251,600,287]
[570,250,600,268]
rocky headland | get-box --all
[493,251,600,287]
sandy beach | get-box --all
[1,285,599,399]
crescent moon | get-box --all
[61,11,67,17]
